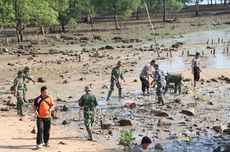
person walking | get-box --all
[106,61,125,102]
[13,70,26,116]
[192,52,201,87]
[34,86,55,149]
[154,63,165,106]
[140,60,155,95]
[79,86,98,141]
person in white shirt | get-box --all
[139,60,156,95]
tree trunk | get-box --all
[136,12,140,20]
[40,26,45,35]
[211,0,213,5]
[195,0,199,17]
[3,26,9,45]
[16,29,20,42]
[163,0,166,22]
[19,29,23,42]
[224,0,227,4]
[61,23,65,32]
[114,14,120,30]
[89,15,94,28]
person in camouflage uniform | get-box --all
[79,86,98,141]
[106,61,125,102]
[13,71,26,116]
[164,73,183,94]
[154,64,165,106]
[22,66,35,101]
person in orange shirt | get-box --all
[34,86,54,149]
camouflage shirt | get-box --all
[79,93,98,114]
[111,67,124,81]
[13,77,25,92]
[22,70,33,81]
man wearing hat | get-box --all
[13,71,26,116]
[79,86,98,141]
[106,61,125,102]
[22,66,35,84]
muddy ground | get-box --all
[0,14,230,152]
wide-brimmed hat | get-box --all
[117,61,122,66]
[85,86,91,92]
[24,66,30,72]
[17,70,23,75]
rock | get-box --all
[37,77,46,83]
[6,100,15,106]
[93,35,102,41]
[108,130,113,135]
[155,143,164,150]
[223,129,230,135]
[118,119,132,126]
[133,79,138,82]
[19,118,23,121]
[105,45,114,50]
[60,35,74,40]
[213,125,228,133]
[62,120,70,125]
[62,105,69,111]
[157,120,172,127]
[174,97,181,103]
[208,101,214,105]
[151,110,169,117]
[79,77,86,81]
[80,37,89,41]
[102,85,108,89]
[181,108,196,116]
[100,120,112,130]
[1,107,10,111]
[58,141,67,145]
[3,48,8,52]
[31,128,36,134]
[62,80,68,84]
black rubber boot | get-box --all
[87,129,93,141]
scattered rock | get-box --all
[151,110,169,117]
[93,35,102,41]
[157,120,172,127]
[79,77,86,81]
[181,108,196,116]
[37,77,46,83]
[100,120,112,130]
[31,128,36,134]
[213,125,227,133]
[133,79,138,82]
[62,80,68,84]
[174,97,181,103]
[118,119,132,126]
[58,141,67,145]
[102,84,108,89]
[62,105,69,111]
[62,120,70,125]
[1,107,10,111]
[105,45,114,50]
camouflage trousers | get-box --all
[84,113,95,129]
[107,80,122,100]
[16,90,25,116]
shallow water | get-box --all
[143,29,230,72]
